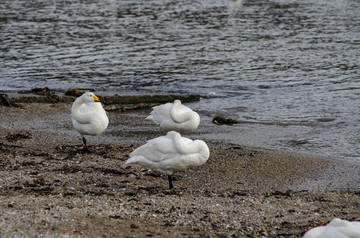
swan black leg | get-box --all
[82,137,103,155]
[82,137,92,154]
[168,175,174,189]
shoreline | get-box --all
[2,90,356,163]
[0,101,359,237]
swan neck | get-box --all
[72,98,90,124]
[172,133,199,155]
[170,102,191,123]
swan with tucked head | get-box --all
[303,218,360,238]
[146,100,200,133]
[71,92,109,153]
[125,131,210,189]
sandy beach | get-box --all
[0,100,359,237]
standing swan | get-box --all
[303,218,360,238]
[125,131,210,189]
[71,92,109,153]
[146,100,200,133]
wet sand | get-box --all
[0,102,359,237]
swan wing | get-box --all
[126,133,209,175]
[72,102,108,136]
[129,136,177,163]
[157,142,209,172]
[304,219,360,238]
[126,135,181,174]
[166,132,202,155]
[168,103,200,131]
[165,132,210,165]
[146,101,200,133]
[148,102,192,123]
[303,226,327,238]
[318,219,360,238]
[146,103,173,124]
[72,118,93,135]
[79,102,106,114]
[318,226,360,238]
[175,104,193,114]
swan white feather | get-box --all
[71,92,109,152]
[303,218,360,238]
[125,131,209,189]
[146,100,200,133]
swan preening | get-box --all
[71,92,109,153]
[303,218,360,238]
[71,96,208,189]
[146,100,200,133]
[125,131,210,189]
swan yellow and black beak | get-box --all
[92,95,100,102]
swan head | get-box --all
[79,92,100,103]
[173,100,182,106]
[166,131,181,139]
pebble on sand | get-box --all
[131,223,139,229]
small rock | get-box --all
[131,223,139,229]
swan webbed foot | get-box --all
[82,145,104,155]
[82,145,94,154]
[168,175,174,190]
[81,137,104,155]
[82,137,92,153]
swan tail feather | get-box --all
[125,156,142,165]
[145,115,153,121]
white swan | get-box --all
[125,131,210,189]
[303,218,360,238]
[146,100,200,133]
[71,92,109,153]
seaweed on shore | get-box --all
[0,94,18,107]
[17,87,60,101]
[212,116,238,125]
[6,132,32,142]
[18,87,52,96]
[65,88,85,97]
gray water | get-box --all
[1,0,359,160]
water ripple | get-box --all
[1,0,359,160]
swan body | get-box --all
[303,218,360,238]
[146,100,200,133]
[71,92,109,152]
[125,131,210,189]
